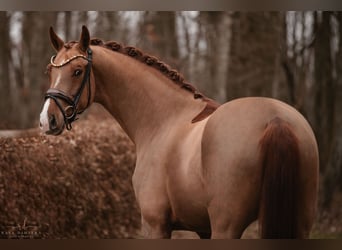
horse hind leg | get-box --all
[196,231,211,239]
[207,204,254,239]
[209,220,248,239]
[140,216,172,238]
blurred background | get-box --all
[0,11,341,238]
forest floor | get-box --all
[0,104,341,239]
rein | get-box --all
[45,48,93,130]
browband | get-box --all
[50,54,89,67]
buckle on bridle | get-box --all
[65,105,76,119]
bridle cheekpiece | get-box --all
[45,48,93,130]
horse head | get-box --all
[39,26,95,135]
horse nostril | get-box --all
[49,115,57,130]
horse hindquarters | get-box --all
[258,117,300,238]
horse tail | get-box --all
[258,117,300,238]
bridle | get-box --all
[45,48,93,130]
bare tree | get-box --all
[313,11,335,172]
[64,11,72,41]
[322,12,342,207]
[93,12,119,40]
[17,12,58,128]
[0,12,11,128]
[138,11,179,68]
[78,11,88,26]
[336,12,342,192]
[226,12,283,101]
[196,12,232,103]
[281,12,316,117]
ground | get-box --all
[0,104,341,239]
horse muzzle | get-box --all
[39,99,66,135]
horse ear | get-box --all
[49,26,64,52]
[78,25,90,52]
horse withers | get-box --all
[39,26,319,239]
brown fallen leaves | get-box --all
[0,105,140,239]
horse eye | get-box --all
[73,69,83,77]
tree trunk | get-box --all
[94,12,119,40]
[138,12,179,68]
[78,11,88,26]
[322,12,342,207]
[313,11,335,173]
[197,12,232,103]
[226,12,283,101]
[0,12,11,128]
[337,12,342,191]
[18,12,58,128]
[64,11,72,41]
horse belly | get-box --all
[167,123,211,232]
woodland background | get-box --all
[0,11,341,238]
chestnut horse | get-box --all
[39,26,319,239]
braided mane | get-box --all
[90,38,211,100]
[89,38,219,122]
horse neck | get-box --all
[91,46,207,145]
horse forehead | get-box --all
[54,47,83,65]
[53,49,69,62]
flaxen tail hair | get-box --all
[258,117,300,238]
